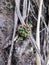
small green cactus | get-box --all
[18,24,32,38]
[16,23,32,42]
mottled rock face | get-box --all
[0,20,3,27]
[0,17,5,48]
[0,15,4,28]
[0,29,5,48]
[0,50,5,65]
[0,0,14,65]
[0,0,14,35]
[0,29,5,65]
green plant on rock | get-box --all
[16,23,32,42]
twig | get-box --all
[15,0,25,25]
[30,34,44,64]
[7,6,18,65]
[30,2,48,32]
[23,0,27,20]
[44,56,49,65]
[36,0,43,65]
[28,0,30,15]
[3,35,18,49]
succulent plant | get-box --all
[16,24,32,42]
[18,24,32,38]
